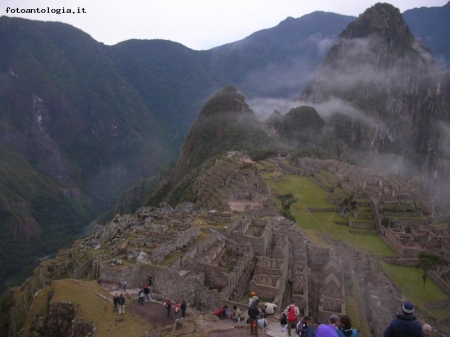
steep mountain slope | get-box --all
[404,1,450,68]
[0,17,166,291]
[108,40,220,152]
[204,12,355,99]
[301,3,450,198]
[172,86,273,182]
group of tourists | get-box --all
[278,299,430,337]
[164,299,187,319]
[138,284,153,305]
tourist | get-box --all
[173,301,181,320]
[249,294,259,308]
[143,284,152,302]
[248,300,260,336]
[264,300,277,315]
[123,281,127,291]
[383,301,424,337]
[112,293,119,312]
[422,324,432,336]
[181,299,187,318]
[298,316,315,337]
[231,305,243,322]
[284,299,300,337]
[316,314,339,337]
[138,288,145,306]
[117,293,126,315]
[164,299,172,318]
[337,315,357,337]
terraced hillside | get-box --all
[259,157,450,334]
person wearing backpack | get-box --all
[248,300,260,336]
[298,316,315,337]
[285,299,300,337]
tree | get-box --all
[416,252,443,288]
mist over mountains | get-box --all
[0,2,449,293]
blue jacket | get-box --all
[337,327,358,337]
[383,314,424,337]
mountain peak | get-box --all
[340,3,414,46]
[198,85,252,118]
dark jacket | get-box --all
[181,300,187,311]
[383,314,424,337]
[248,305,260,319]
[117,296,125,305]
[299,324,315,337]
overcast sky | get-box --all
[2,0,448,50]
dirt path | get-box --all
[127,300,180,328]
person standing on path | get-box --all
[181,299,187,318]
[284,299,300,337]
[117,293,126,315]
[164,299,172,318]
[138,288,145,306]
[248,300,260,336]
[174,301,181,320]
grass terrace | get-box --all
[380,261,450,334]
[261,170,395,256]
[24,280,154,337]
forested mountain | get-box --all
[0,3,449,293]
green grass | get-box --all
[25,280,154,337]
[380,261,450,318]
[262,172,395,255]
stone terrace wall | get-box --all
[170,231,225,271]
[99,264,223,310]
[151,225,200,263]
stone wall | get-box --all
[99,263,223,309]
[151,225,200,263]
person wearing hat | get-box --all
[316,314,339,337]
[248,294,259,308]
[383,301,424,337]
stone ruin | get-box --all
[39,152,450,336]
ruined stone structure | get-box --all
[37,153,450,336]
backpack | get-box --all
[288,306,296,322]
[214,307,223,316]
